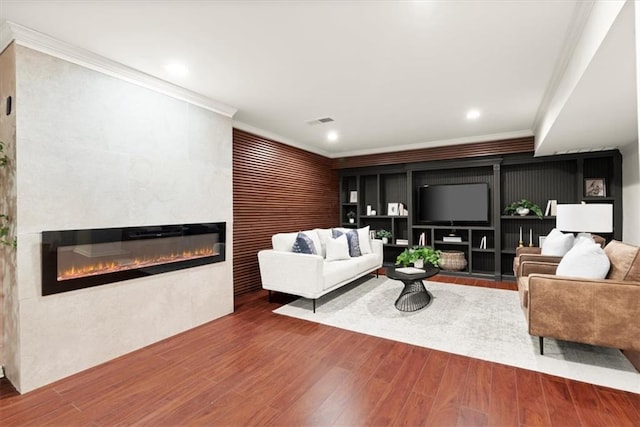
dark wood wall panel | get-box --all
[500,161,577,208]
[331,137,534,169]
[233,129,339,295]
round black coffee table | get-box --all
[386,265,440,312]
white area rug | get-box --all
[274,277,640,393]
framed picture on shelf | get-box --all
[584,178,606,197]
[387,202,399,216]
[369,230,376,240]
[349,191,358,203]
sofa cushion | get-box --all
[326,234,351,261]
[323,259,357,290]
[556,240,610,279]
[541,228,574,256]
[292,232,318,255]
[604,240,640,281]
[355,252,381,272]
[332,228,361,257]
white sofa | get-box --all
[258,227,383,312]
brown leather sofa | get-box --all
[516,239,640,354]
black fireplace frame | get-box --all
[41,222,226,296]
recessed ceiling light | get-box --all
[165,62,189,77]
[466,109,481,120]
[327,131,339,142]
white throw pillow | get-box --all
[556,240,610,279]
[357,226,372,254]
[314,228,332,257]
[541,228,575,256]
[325,234,351,261]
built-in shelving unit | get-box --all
[340,150,622,281]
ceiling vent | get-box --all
[306,117,335,126]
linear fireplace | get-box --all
[42,222,226,296]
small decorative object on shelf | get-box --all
[439,250,467,271]
[503,199,543,219]
[518,226,524,247]
[349,191,358,202]
[387,202,399,216]
[346,210,356,224]
[584,178,606,197]
[376,229,392,244]
[396,246,441,268]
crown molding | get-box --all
[232,121,332,158]
[331,129,535,159]
[0,21,237,118]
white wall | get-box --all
[627,0,640,246]
[6,46,233,392]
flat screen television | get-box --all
[418,183,489,224]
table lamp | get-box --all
[556,203,613,233]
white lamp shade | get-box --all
[556,204,613,233]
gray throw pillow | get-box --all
[332,228,361,257]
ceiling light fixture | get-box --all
[466,109,481,120]
[165,62,189,77]
[327,131,339,142]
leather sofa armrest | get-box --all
[518,254,562,264]
[520,261,558,277]
[515,246,541,257]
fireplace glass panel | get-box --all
[42,222,225,295]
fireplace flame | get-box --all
[58,247,217,281]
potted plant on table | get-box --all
[375,229,392,244]
[396,246,441,269]
[503,199,543,219]
[346,210,356,224]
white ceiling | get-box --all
[0,0,636,158]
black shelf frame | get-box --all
[340,150,622,281]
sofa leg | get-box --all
[376,269,379,278]
[539,336,544,355]
[268,290,272,303]
[313,299,316,313]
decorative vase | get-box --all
[414,259,424,269]
[349,218,355,224]
[516,207,530,216]
[439,250,467,271]
[382,237,388,244]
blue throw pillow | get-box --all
[332,228,361,257]
[292,232,317,254]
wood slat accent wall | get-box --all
[331,137,535,169]
[233,129,339,295]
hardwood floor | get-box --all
[1,276,639,426]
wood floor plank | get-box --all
[411,349,449,397]
[567,381,610,427]
[516,369,551,427]
[425,354,471,426]
[540,376,581,427]
[457,406,489,426]
[332,376,391,426]
[488,364,519,427]
[392,390,437,426]
[366,345,430,425]
[595,388,640,427]
[462,358,492,414]
[269,365,351,426]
